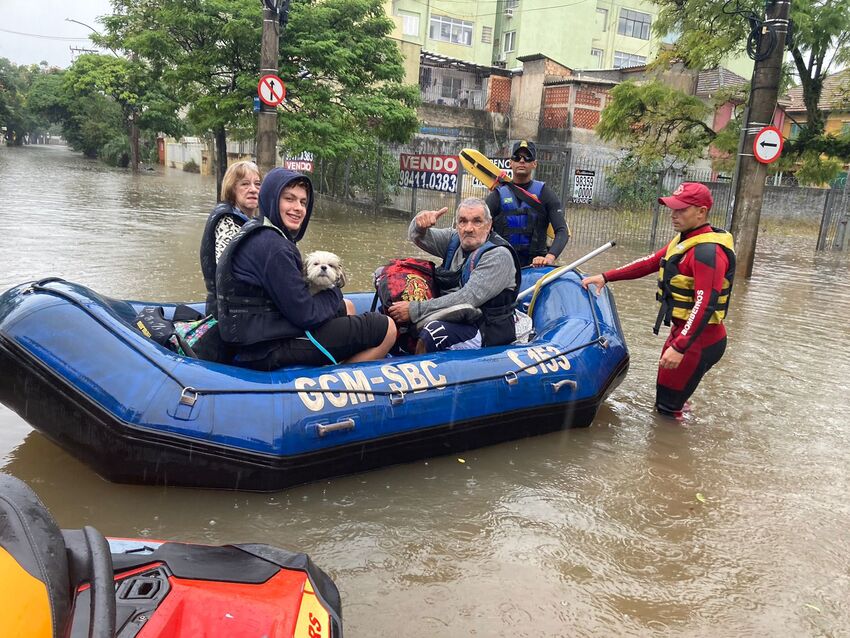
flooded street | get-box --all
[1,144,849,636]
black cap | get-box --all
[511,140,537,160]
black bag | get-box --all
[133,305,204,358]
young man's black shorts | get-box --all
[241,312,389,370]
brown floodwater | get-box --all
[1,144,849,636]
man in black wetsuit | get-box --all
[486,140,569,267]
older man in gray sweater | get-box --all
[387,198,522,352]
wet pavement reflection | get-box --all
[1,145,849,636]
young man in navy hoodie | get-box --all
[214,168,396,370]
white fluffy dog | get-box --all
[303,250,347,295]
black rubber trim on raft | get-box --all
[0,334,629,492]
[110,543,279,584]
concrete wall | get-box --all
[510,58,546,139]
[705,182,833,222]
[165,137,205,171]
[410,102,510,153]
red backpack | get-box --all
[372,258,438,352]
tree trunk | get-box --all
[215,126,227,201]
[129,110,140,173]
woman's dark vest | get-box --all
[493,181,546,260]
[200,203,250,316]
[214,220,305,346]
[440,232,522,347]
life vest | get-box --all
[493,181,546,259]
[214,219,305,346]
[439,232,522,347]
[654,227,736,334]
[200,203,251,315]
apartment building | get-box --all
[385,0,661,70]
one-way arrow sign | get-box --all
[753,126,783,163]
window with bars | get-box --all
[613,50,646,68]
[429,15,474,46]
[441,77,463,99]
[618,8,651,40]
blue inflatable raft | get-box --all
[0,268,628,491]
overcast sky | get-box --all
[0,0,114,68]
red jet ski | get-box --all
[0,473,342,637]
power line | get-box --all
[0,27,91,42]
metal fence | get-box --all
[817,186,850,250]
[310,145,850,253]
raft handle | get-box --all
[179,387,198,407]
[599,337,609,349]
[504,371,519,386]
[550,379,577,393]
[316,418,356,437]
[390,391,405,406]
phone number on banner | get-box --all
[398,170,458,193]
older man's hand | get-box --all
[387,301,411,324]
[414,207,449,231]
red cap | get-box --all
[659,182,713,210]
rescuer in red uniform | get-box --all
[581,183,736,419]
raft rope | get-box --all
[26,278,610,403]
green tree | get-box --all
[0,59,55,145]
[601,0,850,184]
[607,154,663,209]
[62,54,182,168]
[278,0,420,157]
[99,0,418,196]
[596,81,717,167]
[26,66,126,158]
[0,58,24,143]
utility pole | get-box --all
[729,0,791,279]
[256,1,285,174]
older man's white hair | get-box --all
[456,198,492,222]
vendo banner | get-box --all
[283,151,314,172]
[398,154,459,193]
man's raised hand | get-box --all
[414,207,449,230]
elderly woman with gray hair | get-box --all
[199,161,262,315]
[387,197,524,353]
